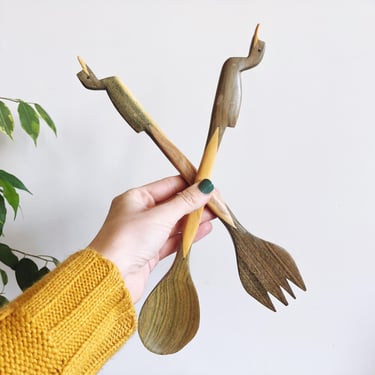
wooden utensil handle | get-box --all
[148,124,234,226]
[182,127,220,256]
[76,58,234,225]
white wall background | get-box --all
[1,1,375,374]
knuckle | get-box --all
[111,193,126,206]
[123,187,155,208]
[122,188,139,200]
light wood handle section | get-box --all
[182,128,220,256]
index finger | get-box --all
[138,175,187,204]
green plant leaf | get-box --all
[0,295,9,307]
[0,268,8,286]
[0,195,6,236]
[34,103,57,136]
[0,243,19,270]
[15,258,39,291]
[0,170,31,193]
[0,101,14,139]
[0,179,19,218]
[17,101,40,145]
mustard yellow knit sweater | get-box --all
[0,249,137,374]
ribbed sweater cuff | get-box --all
[8,249,137,374]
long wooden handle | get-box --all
[182,127,220,256]
[180,25,265,255]
[77,58,234,226]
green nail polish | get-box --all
[198,179,214,194]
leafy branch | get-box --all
[0,96,56,144]
[0,169,31,235]
[0,243,60,306]
[0,96,58,307]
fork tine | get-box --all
[256,264,290,305]
[259,240,301,298]
[249,233,306,294]
[238,257,291,310]
[264,281,289,306]
[237,261,276,312]
[245,236,294,305]
[268,243,307,292]
[236,237,291,309]
[225,215,306,310]
[266,270,296,300]
[282,280,296,299]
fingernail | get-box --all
[198,179,214,194]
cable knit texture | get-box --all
[0,249,137,374]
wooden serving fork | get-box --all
[77,25,306,313]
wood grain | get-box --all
[224,212,306,311]
[76,60,234,227]
[182,127,220,257]
[77,25,306,317]
[138,250,199,355]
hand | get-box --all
[88,175,215,303]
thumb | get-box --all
[155,179,214,223]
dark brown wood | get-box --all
[206,23,264,144]
[224,211,306,311]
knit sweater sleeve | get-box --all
[0,249,137,374]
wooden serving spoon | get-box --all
[137,249,198,354]
[138,127,220,355]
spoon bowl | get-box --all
[138,250,199,355]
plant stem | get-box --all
[0,97,20,103]
[0,96,36,105]
[11,248,56,264]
